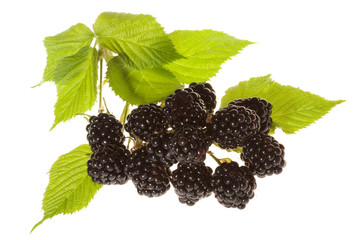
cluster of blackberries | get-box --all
[86,82,286,209]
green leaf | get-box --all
[51,46,98,130]
[42,23,94,83]
[32,144,102,232]
[106,56,182,105]
[220,75,344,134]
[94,12,181,70]
[165,30,253,84]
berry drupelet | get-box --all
[87,144,130,185]
[125,103,168,141]
[169,126,212,164]
[86,113,125,152]
[146,131,177,168]
[164,88,207,129]
[189,82,217,113]
[229,97,272,134]
[211,161,257,209]
[171,162,212,206]
[241,133,286,178]
[211,105,261,149]
[125,148,171,197]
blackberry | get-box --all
[211,162,257,209]
[164,88,207,129]
[229,97,272,134]
[125,148,171,197]
[211,105,261,149]
[241,133,286,178]
[171,162,212,206]
[87,144,130,185]
[86,113,125,152]
[169,126,212,164]
[189,82,216,113]
[146,131,177,167]
[125,103,168,141]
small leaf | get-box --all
[220,75,344,134]
[94,12,181,70]
[42,23,94,83]
[32,144,102,232]
[233,147,243,153]
[51,46,98,130]
[106,56,182,105]
[165,30,253,84]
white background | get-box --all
[1,0,354,239]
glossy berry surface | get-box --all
[189,82,217,113]
[146,131,177,167]
[211,105,261,149]
[169,126,212,164]
[229,97,272,134]
[125,103,168,141]
[164,88,207,129]
[211,161,257,209]
[125,148,171,197]
[171,162,212,206]
[241,133,286,177]
[87,144,130,185]
[86,113,125,152]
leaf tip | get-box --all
[31,219,44,233]
[50,122,57,131]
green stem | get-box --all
[127,137,132,150]
[98,59,104,113]
[103,97,110,114]
[120,102,130,126]
[208,151,222,165]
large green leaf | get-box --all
[51,46,98,130]
[42,23,94,83]
[94,12,181,70]
[165,30,253,84]
[220,75,344,134]
[32,144,102,232]
[106,56,182,105]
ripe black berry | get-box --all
[229,97,272,134]
[169,126,212,164]
[87,144,130,185]
[189,82,216,113]
[241,133,286,177]
[211,105,261,149]
[125,148,171,197]
[146,131,177,167]
[164,88,207,129]
[125,103,168,141]
[86,113,125,152]
[211,161,257,209]
[171,162,212,206]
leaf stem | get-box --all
[98,59,104,113]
